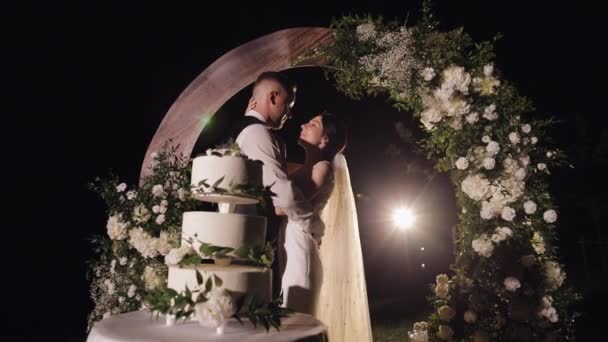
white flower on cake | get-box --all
[504,277,521,292]
[544,261,566,290]
[441,65,471,95]
[455,157,469,170]
[524,200,537,214]
[106,214,129,240]
[465,112,479,124]
[509,132,521,145]
[155,214,166,225]
[438,305,456,321]
[483,104,498,121]
[532,232,546,254]
[472,234,494,257]
[464,310,477,323]
[195,287,237,332]
[486,141,500,156]
[421,67,436,81]
[501,206,516,221]
[522,124,532,133]
[116,183,127,193]
[128,227,158,259]
[143,266,162,291]
[128,285,137,298]
[133,204,151,224]
[126,190,137,200]
[461,174,491,201]
[437,325,454,340]
[356,23,376,41]
[165,245,195,265]
[521,254,536,267]
[152,184,165,198]
[482,157,495,170]
[156,231,174,256]
[543,209,558,223]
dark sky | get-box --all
[7,0,606,339]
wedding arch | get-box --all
[91,3,577,341]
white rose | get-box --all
[177,188,188,201]
[524,200,537,214]
[436,274,449,285]
[128,285,137,298]
[152,205,161,214]
[438,305,456,321]
[472,234,494,257]
[464,310,477,323]
[544,261,566,290]
[156,230,174,256]
[133,204,151,224]
[159,205,168,214]
[493,227,513,243]
[161,199,169,207]
[537,163,547,171]
[442,65,471,94]
[152,184,165,198]
[543,209,558,223]
[519,155,531,167]
[509,132,521,145]
[521,124,531,133]
[195,287,237,328]
[155,214,166,225]
[126,190,137,200]
[504,277,521,292]
[521,254,536,267]
[119,257,128,266]
[531,136,538,144]
[532,232,546,254]
[501,206,516,221]
[455,157,469,170]
[466,112,479,124]
[106,214,129,240]
[503,157,518,174]
[128,227,158,259]
[165,245,194,265]
[482,157,496,170]
[483,104,498,121]
[539,306,559,323]
[547,151,554,158]
[421,67,436,81]
[483,64,494,77]
[116,183,127,192]
[421,107,443,130]
[437,325,454,340]
[480,201,497,220]
[486,141,500,156]
[461,174,491,201]
[482,135,491,143]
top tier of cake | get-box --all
[191,152,263,205]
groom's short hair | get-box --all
[253,71,296,100]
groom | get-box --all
[233,71,313,297]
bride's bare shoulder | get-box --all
[312,161,331,182]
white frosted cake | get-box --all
[167,150,272,304]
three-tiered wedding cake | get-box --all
[167,151,272,304]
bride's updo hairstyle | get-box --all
[320,111,347,161]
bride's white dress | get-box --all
[280,154,373,342]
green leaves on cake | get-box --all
[191,241,274,268]
[234,292,293,332]
[198,140,245,158]
[192,177,275,203]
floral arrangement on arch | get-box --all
[303,1,579,340]
[86,143,202,330]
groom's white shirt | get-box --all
[236,110,313,229]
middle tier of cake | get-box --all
[182,211,267,258]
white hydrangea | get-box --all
[486,141,500,156]
[420,107,443,130]
[544,261,566,290]
[455,157,469,170]
[421,67,436,81]
[128,285,137,298]
[543,209,558,223]
[483,104,498,121]
[521,124,532,134]
[532,232,546,254]
[501,206,516,221]
[509,132,521,145]
[504,277,521,292]
[441,65,471,95]
[143,266,163,290]
[465,112,479,124]
[515,168,527,181]
[152,184,165,198]
[116,183,127,192]
[482,157,496,170]
[480,200,500,220]
[195,287,237,328]
[128,227,158,259]
[461,174,491,201]
[524,200,537,214]
[165,245,194,265]
[106,214,129,240]
[442,96,470,117]
[126,190,137,200]
[133,204,151,224]
[472,234,494,257]
[156,231,174,256]
[356,23,377,41]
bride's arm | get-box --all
[302,162,331,199]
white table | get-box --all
[87,310,327,342]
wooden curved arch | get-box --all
[140,27,334,184]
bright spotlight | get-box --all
[392,207,415,229]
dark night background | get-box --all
[6,0,606,340]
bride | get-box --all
[278,111,373,342]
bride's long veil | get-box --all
[315,153,373,342]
